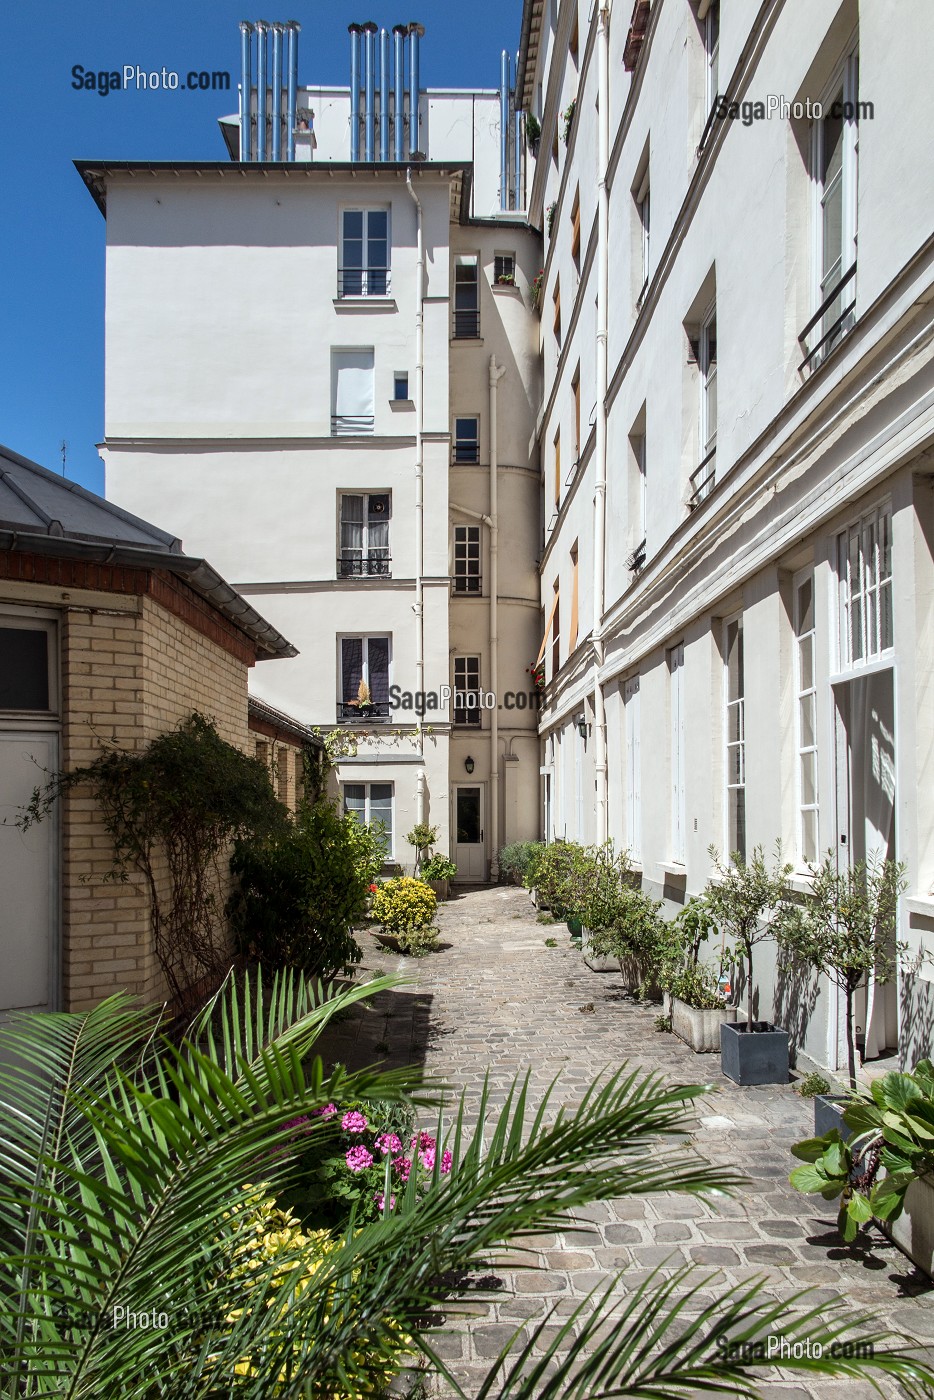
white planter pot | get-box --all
[670,996,737,1053]
[884,1174,934,1280]
[581,926,617,973]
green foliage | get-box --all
[529,841,594,917]
[419,854,457,882]
[705,844,795,1031]
[562,98,577,144]
[544,937,558,947]
[372,876,437,937]
[397,924,441,957]
[525,111,541,146]
[588,887,666,996]
[797,1072,832,1098]
[405,823,438,853]
[781,854,906,1087]
[17,711,286,1006]
[228,801,369,979]
[571,843,635,932]
[656,896,729,1008]
[498,840,545,885]
[536,912,555,925]
[790,1060,934,1243]
[342,809,388,886]
[654,1013,672,1033]
[665,962,728,1011]
[1,973,930,1397]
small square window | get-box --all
[393,372,409,401]
[494,253,515,286]
[454,417,480,464]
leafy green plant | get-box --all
[531,841,593,918]
[665,962,728,1011]
[545,200,557,237]
[397,924,441,957]
[544,937,558,947]
[18,712,286,1007]
[654,1013,672,1033]
[656,896,729,1008]
[343,809,389,885]
[536,912,555,925]
[372,876,437,939]
[525,111,541,146]
[704,844,795,1032]
[498,840,544,885]
[588,887,666,996]
[790,1061,934,1243]
[781,854,906,1088]
[562,97,577,144]
[572,842,634,932]
[1,973,930,1397]
[405,823,438,873]
[420,854,457,882]
[797,1072,832,1098]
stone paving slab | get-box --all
[323,886,934,1398]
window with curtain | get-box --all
[338,493,390,577]
[331,350,375,435]
[338,635,390,720]
[343,781,393,855]
[339,209,390,297]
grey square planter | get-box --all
[670,996,737,1053]
[581,925,616,973]
[814,1093,853,1141]
[720,1021,790,1085]
[883,1174,934,1280]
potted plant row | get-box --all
[658,897,737,1053]
[419,853,457,901]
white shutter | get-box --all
[332,350,375,434]
[624,676,641,859]
[670,645,685,861]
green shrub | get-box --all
[397,924,441,957]
[588,887,666,996]
[420,854,457,882]
[343,810,388,886]
[372,877,437,936]
[530,841,590,915]
[228,801,367,978]
[498,841,545,885]
[665,962,727,1010]
[796,1072,832,1098]
[573,843,634,930]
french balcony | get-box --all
[337,554,391,578]
[337,267,391,298]
[799,262,857,372]
[688,446,717,509]
[336,700,391,724]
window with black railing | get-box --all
[339,209,390,298]
[338,634,391,723]
[338,492,390,578]
[453,525,481,593]
[453,259,480,338]
[338,267,391,298]
[453,417,480,463]
[689,308,716,508]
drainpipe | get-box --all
[364,22,378,162]
[239,21,253,161]
[499,50,511,210]
[406,168,426,823]
[593,4,611,844]
[489,355,507,879]
[348,24,362,161]
[286,21,300,161]
[379,28,391,162]
[255,21,268,161]
[270,23,283,160]
[393,26,406,160]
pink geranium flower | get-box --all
[374,1192,396,1212]
[342,1110,368,1134]
[313,1103,338,1118]
[376,1132,402,1156]
[392,1154,412,1182]
[440,1149,453,1174]
[346,1145,374,1173]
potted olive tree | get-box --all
[705,845,795,1085]
[405,823,438,877]
[781,854,906,1133]
[587,885,667,999]
[660,896,737,1053]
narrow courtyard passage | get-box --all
[322,885,934,1398]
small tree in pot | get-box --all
[405,823,438,876]
[781,854,906,1091]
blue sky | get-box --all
[0,0,523,497]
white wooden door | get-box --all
[453,785,486,881]
[0,732,58,1015]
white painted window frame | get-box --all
[836,500,893,673]
[338,206,391,298]
[669,643,686,863]
[342,780,394,858]
[793,568,819,867]
[723,612,746,861]
[624,674,641,860]
[809,41,859,342]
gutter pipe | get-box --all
[406,168,426,822]
[489,355,507,877]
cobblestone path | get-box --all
[322,885,934,1399]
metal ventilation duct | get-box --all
[238,19,303,162]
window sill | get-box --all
[451,336,484,345]
[333,296,398,313]
[658,861,687,879]
[491,282,520,294]
[389,399,414,411]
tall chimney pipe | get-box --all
[270,23,283,160]
[392,25,406,161]
[239,21,253,161]
[364,22,378,161]
[499,50,511,210]
[255,21,268,160]
[514,104,522,209]
[286,21,300,160]
[379,28,390,161]
[408,22,424,157]
[348,24,363,160]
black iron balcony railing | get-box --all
[453,575,482,594]
[337,267,391,298]
[688,446,717,509]
[336,700,391,723]
[453,709,482,728]
[453,443,480,464]
[331,414,375,436]
[337,554,391,578]
[799,262,857,372]
[627,537,647,572]
[453,308,481,339]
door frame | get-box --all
[451,782,486,883]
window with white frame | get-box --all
[669,643,686,863]
[453,417,480,464]
[624,674,641,859]
[338,493,390,577]
[343,781,393,856]
[0,619,55,712]
[703,0,720,114]
[793,571,819,866]
[493,252,515,286]
[338,634,390,721]
[339,209,390,297]
[453,525,482,593]
[724,615,745,861]
[635,167,650,296]
[331,349,375,435]
[804,45,859,368]
[453,655,481,726]
[837,502,893,668]
[453,256,480,338]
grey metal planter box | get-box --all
[883,1174,934,1280]
[427,878,449,900]
[814,1093,852,1141]
[720,1021,790,1085]
[671,996,737,1053]
[581,925,616,973]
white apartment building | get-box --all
[523,0,934,1072]
[81,19,543,880]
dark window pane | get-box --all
[341,637,363,703]
[456,787,481,843]
[368,637,390,703]
[0,628,49,710]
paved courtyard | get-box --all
[322,884,934,1398]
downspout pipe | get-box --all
[489,355,507,879]
[286,21,300,161]
[270,23,283,160]
[593,4,611,843]
[499,50,511,210]
[239,22,253,161]
[364,22,378,162]
[406,168,426,823]
[408,23,425,156]
[379,29,391,161]
[255,21,268,161]
[348,24,363,161]
[393,26,406,160]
